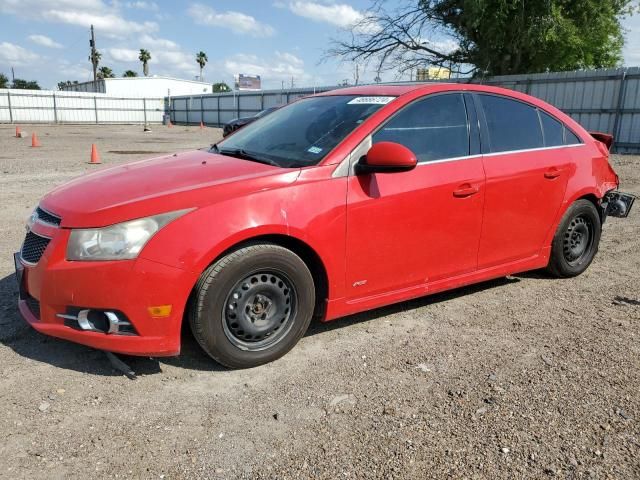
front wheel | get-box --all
[189,244,315,368]
[547,199,601,278]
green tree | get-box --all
[196,51,208,81]
[329,0,637,76]
[89,49,102,76]
[0,73,8,88]
[139,49,151,76]
[212,82,231,92]
[97,66,115,79]
[12,79,41,89]
[123,70,138,77]
[57,80,79,90]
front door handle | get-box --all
[544,168,562,179]
[453,184,479,198]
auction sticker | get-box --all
[347,96,395,105]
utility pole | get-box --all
[11,67,15,83]
[90,25,97,82]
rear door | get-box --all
[475,93,572,268]
[345,93,486,300]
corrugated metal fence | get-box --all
[170,67,640,154]
[0,89,165,124]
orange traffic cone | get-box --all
[15,126,21,138]
[31,132,41,147]
[200,121,205,129]
[89,144,101,164]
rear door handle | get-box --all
[544,168,562,179]
[453,184,479,198]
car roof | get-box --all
[315,84,447,97]
[313,82,568,115]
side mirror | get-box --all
[355,142,418,174]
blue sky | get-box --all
[1,0,639,90]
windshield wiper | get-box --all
[218,148,281,167]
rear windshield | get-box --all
[215,95,394,167]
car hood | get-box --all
[41,149,300,228]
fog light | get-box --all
[148,305,172,318]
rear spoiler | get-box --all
[589,131,614,151]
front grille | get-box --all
[21,231,51,264]
[24,294,41,320]
[36,207,61,226]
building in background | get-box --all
[234,74,261,91]
[416,67,452,81]
[59,76,212,97]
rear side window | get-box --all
[479,94,544,153]
[373,93,469,162]
[564,129,582,145]
[539,110,564,147]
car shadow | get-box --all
[305,276,522,337]
[0,272,522,377]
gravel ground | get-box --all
[0,124,639,479]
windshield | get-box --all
[215,95,394,167]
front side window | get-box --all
[217,95,392,167]
[373,94,469,162]
[479,94,544,153]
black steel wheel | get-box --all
[222,270,297,351]
[562,215,595,265]
[189,243,315,368]
[547,199,601,278]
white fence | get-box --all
[0,89,165,124]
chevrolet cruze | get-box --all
[15,84,635,368]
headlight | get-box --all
[66,210,190,261]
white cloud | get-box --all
[0,0,157,37]
[622,14,640,66]
[106,47,140,63]
[223,51,308,86]
[187,3,275,37]
[58,60,93,81]
[0,42,40,67]
[28,34,63,48]
[139,34,179,50]
[125,1,158,10]
[287,1,375,32]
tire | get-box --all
[546,199,601,278]
[189,244,315,368]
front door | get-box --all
[345,93,486,301]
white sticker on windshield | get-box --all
[307,146,323,154]
[347,96,395,105]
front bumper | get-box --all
[16,227,196,357]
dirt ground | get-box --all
[0,124,638,479]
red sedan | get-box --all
[16,84,635,368]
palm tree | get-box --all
[139,49,151,76]
[97,66,114,79]
[196,51,208,81]
[89,50,102,80]
[123,70,138,77]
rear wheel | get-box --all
[189,244,315,368]
[547,199,601,278]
